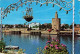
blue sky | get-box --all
[0,0,80,25]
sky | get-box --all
[0,0,80,25]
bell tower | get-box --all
[52,11,61,31]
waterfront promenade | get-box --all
[2,28,58,35]
[2,28,79,35]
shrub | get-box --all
[0,41,5,52]
[18,49,25,54]
[37,38,69,54]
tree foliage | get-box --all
[39,23,52,30]
[0,41,5,52]
[64,24,69,29]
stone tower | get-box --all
[52,11,61,31]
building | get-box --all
[74,24,80,33]
[3,24,5,28]
[52,11,61,31]
[61,23,65,27]
[75,24,80,28]
[29,22,40,30]
[14,24,16,28]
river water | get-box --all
[2,33,80,54]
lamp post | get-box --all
[0,8,1,41]
[72,0,75,54]
[0,7,4,41]
[0,7,2,41]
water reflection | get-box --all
[74,35,80,54]
[59,36,72,54]
[3,33,73,54]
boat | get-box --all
[5,45,19,50]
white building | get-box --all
[61,23,65,27]
[3,24,5,28]
[14,24,16,28]
[29,22,40,30]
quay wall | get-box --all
[2,28,78,35]
[2,28,58,35]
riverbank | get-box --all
[2,28,59,35]
[2,28,79,35]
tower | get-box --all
[52,11,61,31]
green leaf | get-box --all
[30,2,32,4]
[53,4,54,7]
[66,11,68,14]
[40,4,42,7]
[46,3,48,6]
[59,8,62,11]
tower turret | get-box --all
[55,11,58,18]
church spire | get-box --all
[55,11,58,18]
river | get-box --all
[2,33,80,54]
